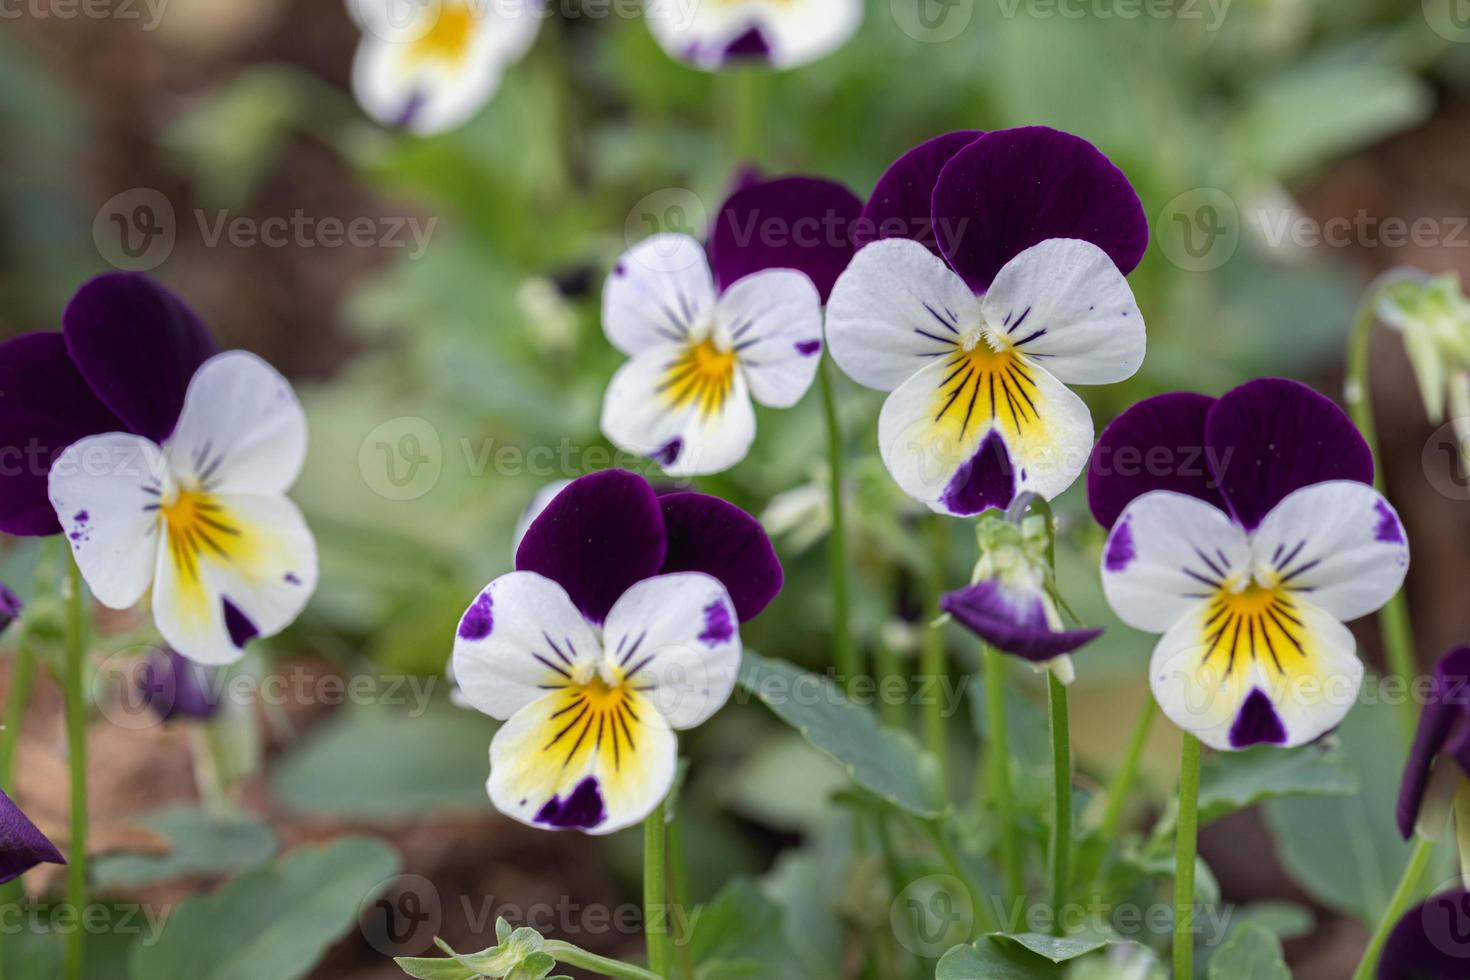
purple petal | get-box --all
[0,789,65,885]
[1087,392,1225,530]
[62,272,217,445]
[940,430,1015,516]
[1204,378,1373,531]
[516,470,668,625]
[855,130,985,254]
[708,176,862,303]
[1396,646,1470,838]
[534,777,606,831]
[931,126,1149,293]
[940,579,1101,662]
[0,332,125,536]
[138,648,222,722]
[721,24,772,63]
[1228,688,1288,748]
[0,583,21,637]
[658,492,783,621]
[1379,888,1470,979]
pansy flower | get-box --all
[826,127,1149,516]
[138,647,223,722]
[600,176,859,476]
[941,507,1101,683]
[644,0,861,71]
[452,468,781,833]
[1089,379,1408,751]
[0,789,65,884]
[1396,647,1470,847]
[3,273,318,666]
[1378,887,1470,979]
[350,0,541,136]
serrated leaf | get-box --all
[92,807,278,889]
[1195,741,1357,825]
[1206,923,1289,980]
[128,837,400,980]
[736,652,942,818]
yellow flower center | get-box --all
[159,489,241,582]
[1199,578,1309,680]
[931,336,1041,442]
[661,337,738,417]
[408,2,478,66]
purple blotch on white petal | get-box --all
[1105,519,1136,572]
[652,438,682,468]
[940,430,1015,516]
[533,777,606,830]
[795,339,822,357]
[698,598,734,646]
[221,597,258,650]
[1375,499,1405,544]
[1228,688,1287,748]
[458,591,494,641]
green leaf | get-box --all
[736,652,942,818]
[92,807,278,889]
[1206,924,1290,980]
[272,703,496,819]
[129,836,400,980]
[690,878,801,980]
[1195,740,1357,825]
[394,957,478,980]
[1264,693,1451,924]
[936,934,1154,979]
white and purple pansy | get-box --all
[1395,646,1470,847]
[350,0,541,136]
[644,0,861,72]
[0,789,65,885]
[6,274,319,667]
[825,127,1149,517]
[600,176,859,477]
[940,510,1101,684]
[452,469,782,834]
[1089,378,1409,752]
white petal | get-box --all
[979,239,1145,386]
[602,573,741,730]
[876,351,1093,514]
[603,235,717,357]
[1251,481,1410,622]
[600,345,756,477]
[165,351,307,497]
[48,433,169,610]
[826,238,981,391]
[1150,593,1360,751]
[1101,491,1251,634]
[151,492,317,665]
[645,0,861,70]
[717,269,822,408]
[488,686,676,835]
[452,571,601,721]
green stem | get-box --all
[725,67,764,162]
[665,809,694,980]
[545,940,667,980]
[0,630,35,792]
[921,517,949,768]
[1046,672,1071,935]
[1350,834,1435,980]
[922,820,995,936]
[981,645,1023,903]
[1098,698,1158,845]
[62,555,88,980]
[874,611,907,729]
[643,805,673,978]
[1345,289,1418,741]
[1172,734,1201,980]
[817,357,859,693]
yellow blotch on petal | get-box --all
[408,2,479,66]
[1197,579,1316,685]
[660,337,738,418]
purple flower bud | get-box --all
[137,648,221,722]
[0,789,65,884]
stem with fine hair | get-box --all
[665,808,694,980]
[817,357,860,692]
[544,940,667,980]
[1172,734,1202,980]
[1047,672,1072,935]
[0,629,35,793]
[981,645,1023,903]
[643,804,673,978]
[1345,289,1419,740]
[921,517,950,767]
[1348,834,1436,980]
[63,555,88,980]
